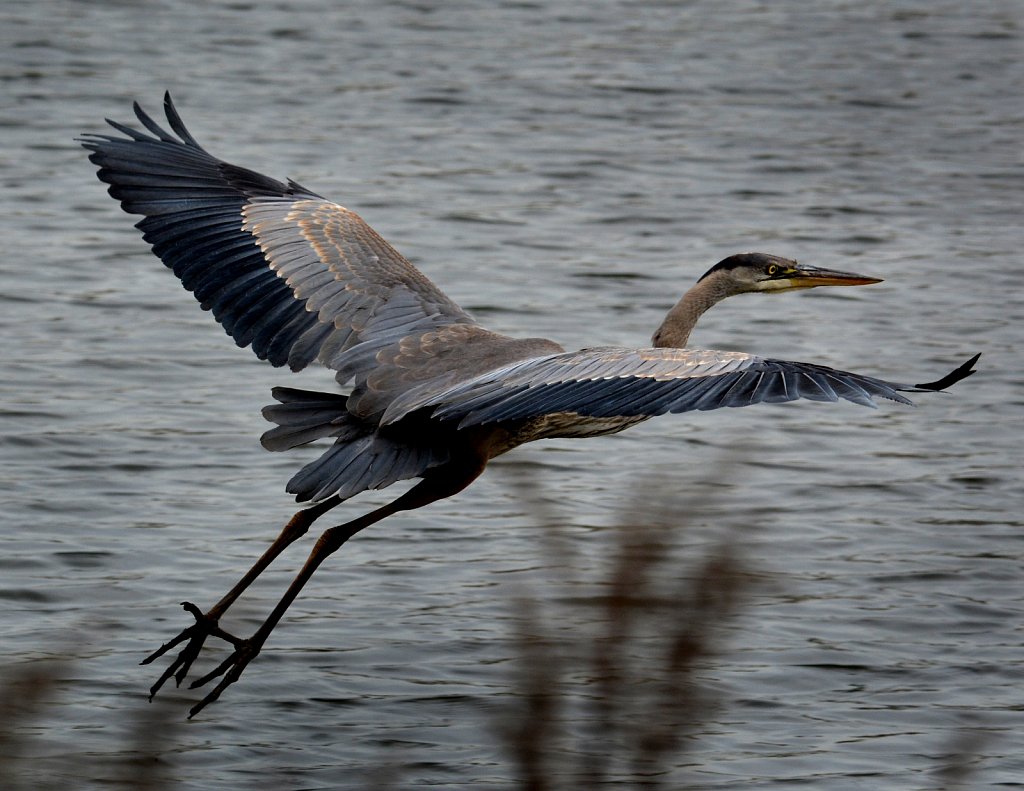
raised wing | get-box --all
[382,347,979,429]
[80,92,475,376]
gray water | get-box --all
[2,0,1022,787]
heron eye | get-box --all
[767,264,779,276]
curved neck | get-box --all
[651,274,734,348]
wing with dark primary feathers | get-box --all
[381,348,981,429]
[79,92,476,378]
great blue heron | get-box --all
[81,94,978,717]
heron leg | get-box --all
[143,494,343,700]
[184,455,486,718]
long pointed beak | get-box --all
[782,265,883,289]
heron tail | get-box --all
[260,387,356,451]
[260,387,450,503]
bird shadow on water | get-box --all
[0,463,991,789]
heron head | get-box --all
[697,253,883,295]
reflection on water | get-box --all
[2,0,1021,787]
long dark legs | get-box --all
[143,494,343,699]
[157,455,487,718]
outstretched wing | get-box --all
[381,347,979,428]
[80,92,475,376]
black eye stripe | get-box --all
[697,253,793,282]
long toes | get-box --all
[141,625,196,665]
[141,602,209,665]
[188,684,225,719]
[172,642,205,688]
[185,643,262,718]
[146,603,239,700]
[187,658,251,719]
[149,660,182,701]
[147,635,202,699]
[189,651,239,689]
[144,602,261,714]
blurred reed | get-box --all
[496,464,750,789]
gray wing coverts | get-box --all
[383,347,922,428]
[79,93,474,376]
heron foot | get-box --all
[185,636,264,719]
[141,601,243,701]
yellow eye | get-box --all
[767,264,778,276]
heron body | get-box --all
[81,94,978,716]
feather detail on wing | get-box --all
[80,92,475,378]
[381,347,925,428]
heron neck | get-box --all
[651,275,733,348]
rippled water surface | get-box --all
[3,1,1022,787]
